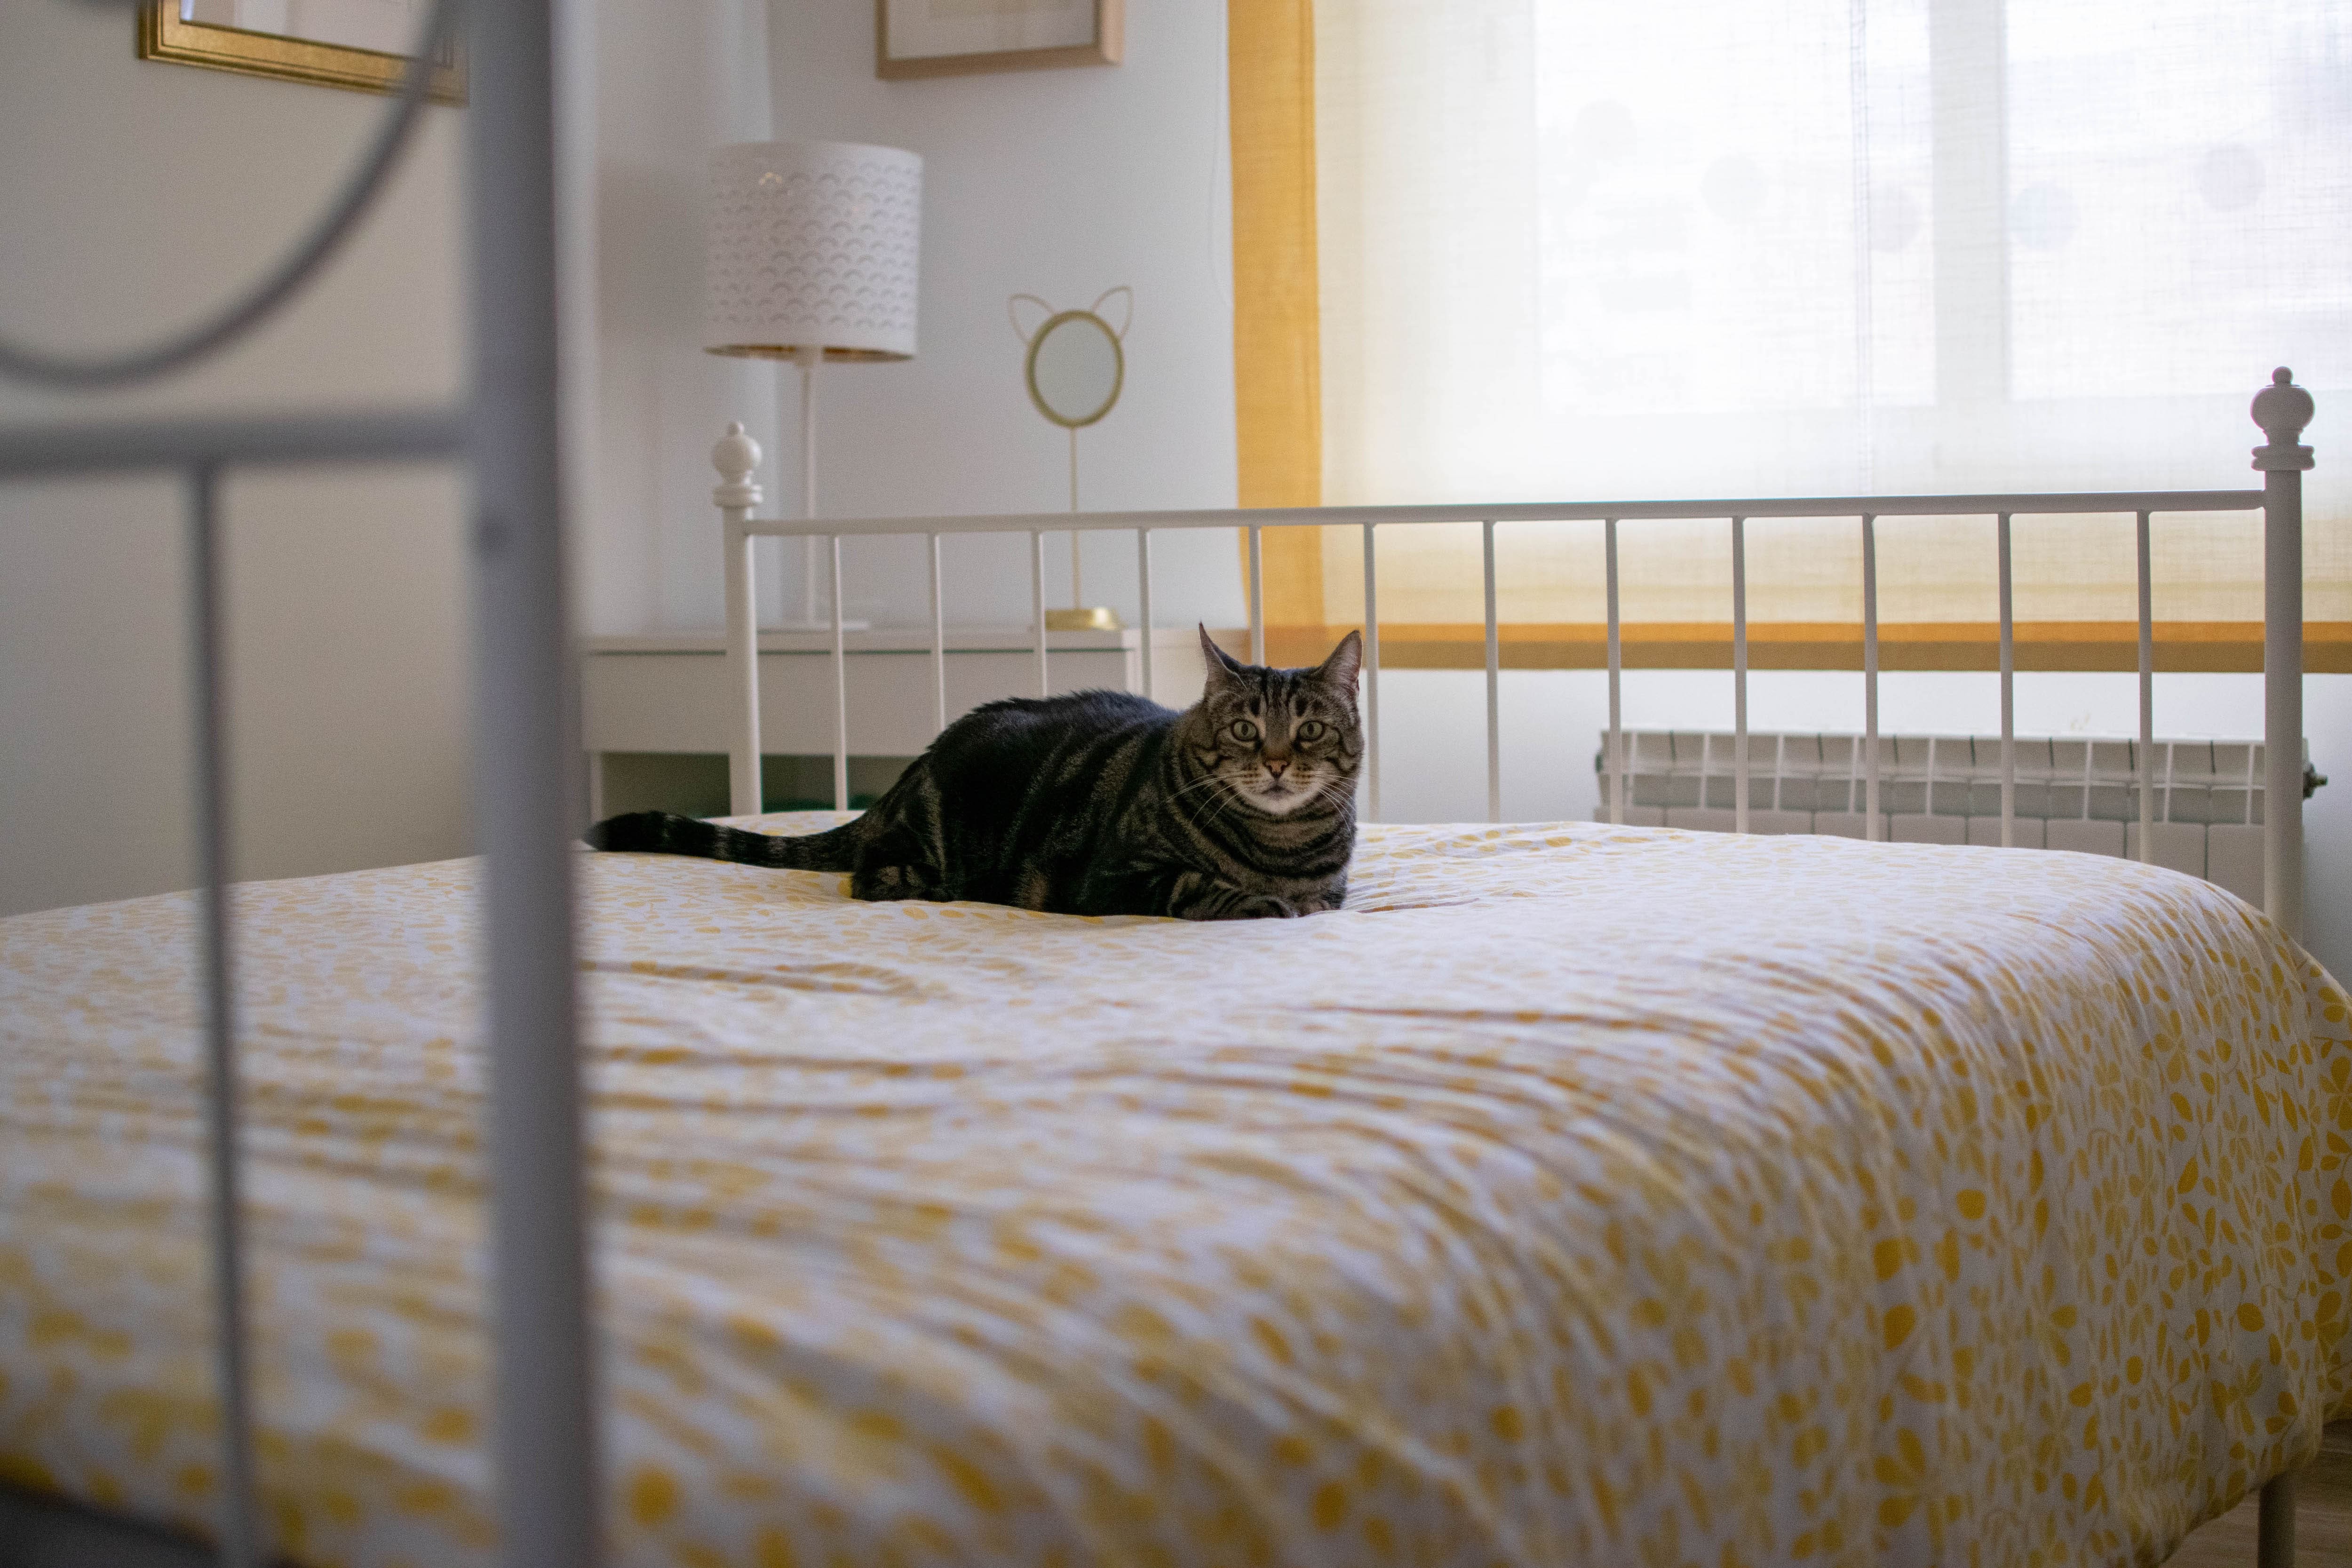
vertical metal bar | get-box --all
[1483,519,1501,823]
[797,348,821,628]
[716,425,764,816]
[190,463,262,1568]
[1032,529,1049,697]
[1862,514,1881,841]
[2136,509,2155,866]
[799,349,818,522]
[1137,528,1155,702]
[464,0,596,1558]
[928,532,946,736]
[830,536,849,812]
[1997,512,2014,848]
[1732,517,1749,834]
[1362,522,1382,820]
[1248,523,1265,665]
[723,521,761,815]
[2253,367,2310,941]
[1605,518,1624,827]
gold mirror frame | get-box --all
[1023,310,1126,430]
[138,3,467,105]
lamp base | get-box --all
[1045,607,1123,632]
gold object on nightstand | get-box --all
[1045,606,1123,632]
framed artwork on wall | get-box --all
[877,0,1122,80]
[138,1,466,103]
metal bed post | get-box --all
[188,462,260,1568]
[2255,368,2312,942]
[1732,516,1749,835]
[2253,366,2313,1568]
[716,425,764,816]
[466,0,599,1562]
[1483,519,1501,823]
[1362,522,1382,820]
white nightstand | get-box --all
[582,625,1211,817]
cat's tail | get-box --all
[585,810,862,872]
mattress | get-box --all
[2,815,2347,1568]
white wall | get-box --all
[737,0,1246,636]
[0,1,470,916]
[585,0,783,637]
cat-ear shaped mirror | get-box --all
[1011,287,1129,428]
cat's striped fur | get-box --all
[588,627,1362,920]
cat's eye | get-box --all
[1230,719,1260,741]
[1296,720,1328,742]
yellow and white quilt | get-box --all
[2,816,2348,1567]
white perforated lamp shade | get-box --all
[704,140,922,362]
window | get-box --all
[1237,1,2351,666]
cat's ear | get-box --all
[1315,629,1363,692]
[1198,623,1246,685]
[1008,294,1055,345]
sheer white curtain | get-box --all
[1312,0,2349,628]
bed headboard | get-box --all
[714,369,2315,943]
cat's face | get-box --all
[1192,629,1364,817]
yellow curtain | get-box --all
[1226,0,1329,637]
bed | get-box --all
[5,812,2346,1566]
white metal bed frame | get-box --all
[0,2,2320,1556]
[716,375,2315,942]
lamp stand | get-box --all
[771,345,867,633]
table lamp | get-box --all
[705,139,922,629]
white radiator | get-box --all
[1594,730,2323,907]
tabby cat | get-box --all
[588,627,1362,920]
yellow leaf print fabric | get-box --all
[2,816,2348,1567]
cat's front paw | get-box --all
[1232,892,1299,919]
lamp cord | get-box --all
[0,0,461,391]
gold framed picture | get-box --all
[876,0,1122,80]
[138,1,466,105]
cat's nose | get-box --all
[1264,756,1290,778]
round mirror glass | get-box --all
[1026,311,1123,428]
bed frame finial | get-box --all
[713,420,764,508]
[2253,367,2314,472]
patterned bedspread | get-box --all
[2,816,2347,1567]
